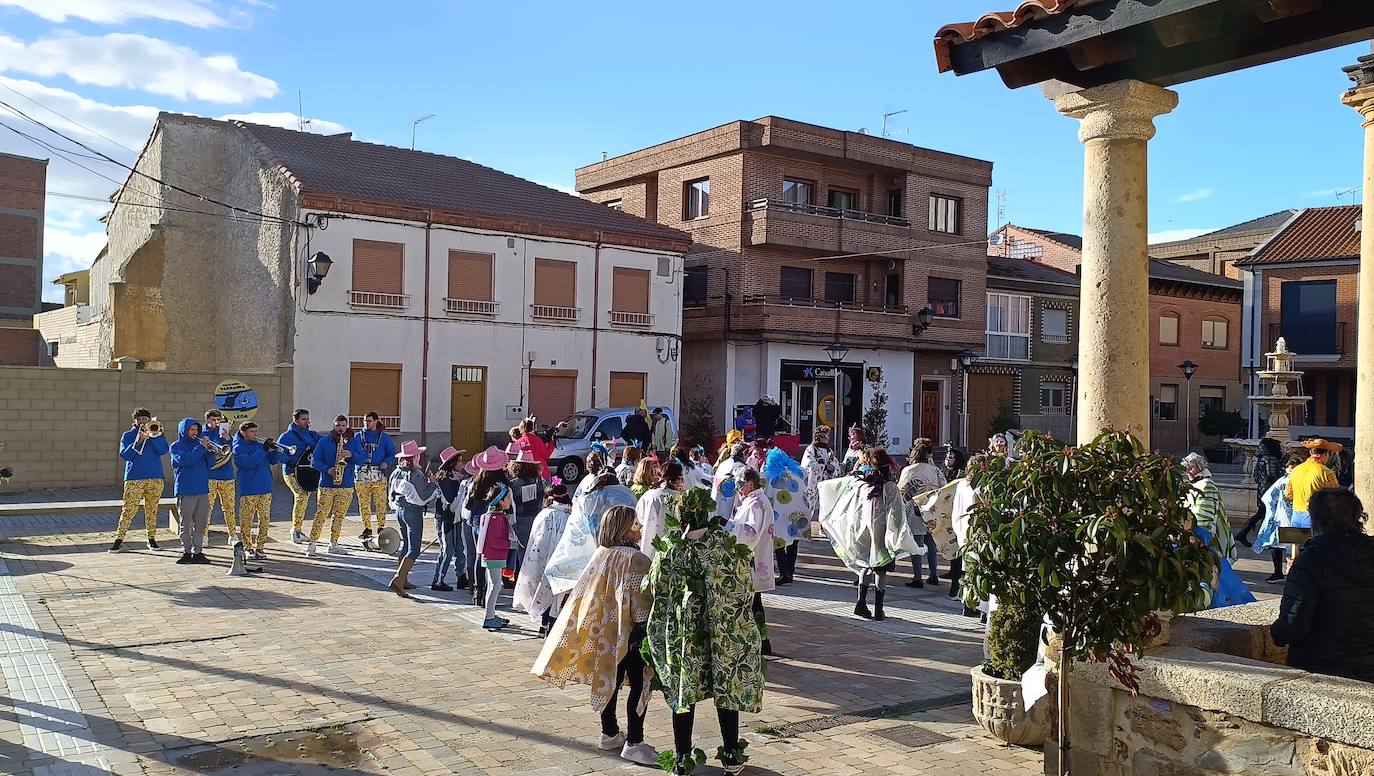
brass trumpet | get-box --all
[200,435,233,470]
[134,416,163,455]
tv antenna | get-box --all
[411,113,436,150]
[881,109,909,138]
[1335,186,1362,204]
[297,91,311,132]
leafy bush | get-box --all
[985,597,1043,681]
[1198,410,1246,441]
[679,393,717,450]
[862,376,889,447]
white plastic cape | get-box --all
[727,489,776,592]
[544,484,637,595]
[513,502,573,625]
[818,477,923,575]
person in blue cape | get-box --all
[1182,453,1256,609]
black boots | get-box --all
[854,584,873,619]
[873,589,886,621]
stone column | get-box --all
[1342,53,1374,519]
[1053,80,1178,446]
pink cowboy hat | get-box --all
[471,445,507,472]
[438,446,464,465]
[395,440,426,459]
[513,447,540,465]
[463,459,480,476]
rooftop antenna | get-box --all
[1335,186,1362,204]
[411,113,436,150]
[881,109,908,138]
[602,151,608,161]
[996,188,1008,229]
[297,91,311,132]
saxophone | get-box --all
[328,428,350,484]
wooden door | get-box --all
[920,381,942,445]
[450,366,486,453]
[609,371,646,408]
[967,373,1014,450]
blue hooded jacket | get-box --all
[352,428,396,471]
[311,432,359,489]
[277,423,322,477]
[234,432,289,497]
[119,422,168,481]
[169,418,210,496]
[203,419,235,481]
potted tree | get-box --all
[961,429,1217,772]
[971,596,1050,745]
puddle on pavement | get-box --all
[171,724,387,774]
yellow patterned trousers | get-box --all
[355,479,388,531]
[309,487,353,544]
[239,494,273,550]
[205,479,238,542]
[284,473,313,533]
[116,478,163,541]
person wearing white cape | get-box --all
[513,484,574,635]
[712,442,748,520]
[544,472,637,595]
[635,461,685,559]
[727,467,776,656]
[762,447,811,585]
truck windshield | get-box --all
[558,414,598,439]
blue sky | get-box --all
[1,0,1368,302]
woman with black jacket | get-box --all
[1235,438,1284,546]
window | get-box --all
[887,189,903,218]
[447,250,494,302]
[1202,317,1228,349]
[1042,308,1069,343]
[928,277,960,318]
[1199,386,1226,417]
[533,258,577,316]
[1156,384,1179,421]
[1280,280,1338,354]
[595,416,623,441]
[1159,312,1180,346]
[929,194,961,234]
[611,267,651,315]
[828,189,857,211]
[603,199,622,210]
[1040,382,1067,415]
[782,179,813,205]
[684,266,708,307]
[779,267,813,301]
[885,273,901,310]
[824,272,856,304]
[351,238,405,298]
[684,178,710,219]
[350,362,402,422]
[45,340,58,359]
[986,292,1031,360]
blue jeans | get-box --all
[913,534,939,578]
[462,515,481,588]
[432,508,457,584]
[397,503,425,560]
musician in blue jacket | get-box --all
[278,409,323,544]
[110,407,169,554]
[305,415,360,557]
[202,410,238,546]
[169,418,211,564]
[352,411,396,541]
[234,422,290,560]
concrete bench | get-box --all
[0,498,181,524]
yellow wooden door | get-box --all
[451,366,486,453]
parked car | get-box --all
[549,407,677,482]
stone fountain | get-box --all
[1218,339,1312,515]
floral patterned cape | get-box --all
[512,502,572,626]
[644,527,763,714]
[544,485,637,595]
[818,477,923,574]
[532,545,654,711]
[712,459,746,520]
[763,448,813,545]
[915,480,963,558]
[800,444,837,522]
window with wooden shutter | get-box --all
[351,239,406,308]
[609,372,646,408]
[446,250,496,315]
[610,267,652,326]
[528,370,577,423]
[349,363,402,427]
[533,258,578,321]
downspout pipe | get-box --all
[591,232,603,407]
[420,212,433,445]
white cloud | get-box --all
[0,0,229,27]
[218,112,349,136]
[0,32,277,104]
[0,76,159,150]
[1149,228,1217,244]
[1301,187,1359,199]
[1173,188,1214,203]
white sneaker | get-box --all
[305,541,317,557]
[327,542,349,555]
[598,731,625,751]
[620,742,659,766]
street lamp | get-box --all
[1178,360,1198,453]
[912,305,935,336]
[824,341,849,441]
[957,349,978,450]
[306,251,333,295]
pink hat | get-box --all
[513,447,540,465]
[472,446,507,472]
[395,439,426,459]
[463,459,480,476]
[504,442,520,457]
[438,446,464,466]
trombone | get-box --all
[134,417,164,455]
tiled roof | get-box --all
[934,0,1096,71]
[1021,226,1083,251]
[1240,206,1361,266]
[218,118,688,245]
[1198,210,1298,239]
[1147,259,1241,290]
[987,256,1078,287]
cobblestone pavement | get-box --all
[0,487,1274,775]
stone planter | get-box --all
[970,665,1051,746]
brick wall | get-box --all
[0,153,45,323]
[0,213,38,262]
[990,225,1082,272]
[0,327,40,365]
[0,264,37,310]
[0,153,46,212]
[0,362,293,490]
[1257,264,1359,371]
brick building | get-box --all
[0,151,48,365]
[1148,211,1297,280]
[988,224,1243,456]
[1235,205,1359,445]
[576,117,993,452]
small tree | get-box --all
[985,597,1043,681]
[989,402,1019,437]
[1198,410,1246,444]
[679,375,718,450]
[962,428,1217,775]
[862,376,889,448]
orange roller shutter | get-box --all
[528,371,577,424]
[352,240,404,294]
[448,250,494,301]
[350,363,402,418]
[612,267,650,314]
[534,259,577,308]
[609,371,646,408]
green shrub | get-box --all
[984,597,1043,681]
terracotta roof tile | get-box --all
[1240,206,1361,265]
[934,0,1101,72]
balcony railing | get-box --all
[531,304,580,322]
[609,310,655,327]
[346,415,401,430]
[1270,322,1345,356]
[741,294,909,316]
[747,198,911,227]
[349,290,409,309]
[445,298,500,315]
